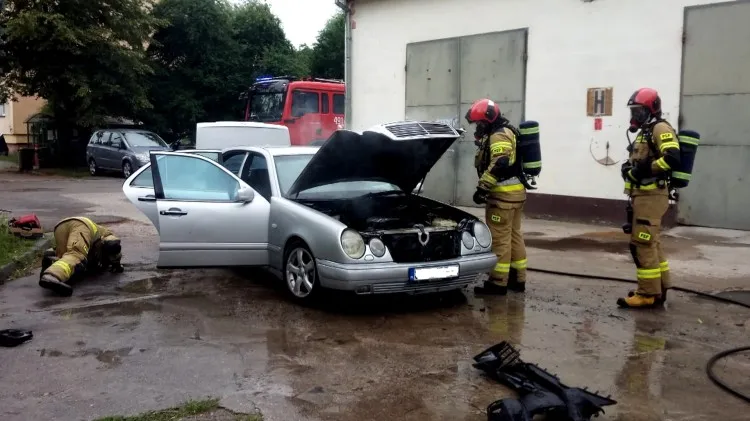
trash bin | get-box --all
[18,148,34,172]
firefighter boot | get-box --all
[507,268,526,292]
[627,288,667,305]
[39,274,73,297]
[474,280,508,296]
[617,292,660,309]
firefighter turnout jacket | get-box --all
[623,121,681,196]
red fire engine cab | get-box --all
[242,76,346,146]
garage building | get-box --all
[344,0,750,230]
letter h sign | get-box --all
[586,87,613,117]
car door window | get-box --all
[100,132,112,147]
[130,166,154,188]
[110,133,124,149]
[156,155,240,201]
[221,151,248,176]
[241,153,271,200]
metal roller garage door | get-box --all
[405,29,528,206]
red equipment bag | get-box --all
[8,213,44,239]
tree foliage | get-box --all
[310,11,345,80]
[0,0,161,128]
[0,0,346,148]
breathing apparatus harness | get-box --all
[478,119,536,191]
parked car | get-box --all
[121,121,496,303]
[86,129,172,178]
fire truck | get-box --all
[241,76,346,146]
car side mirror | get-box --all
[237,186,254,203]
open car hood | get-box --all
[286,121,461,197]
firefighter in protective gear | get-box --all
[468,99,527,296]
[618,88,680,308]
[39,217,123,297]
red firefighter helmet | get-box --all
[627,88,662,129]
[465,99,500,125]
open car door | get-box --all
[122,151,270,268]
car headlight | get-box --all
[369,238,386,257]
[135,153,150,164]
[472,221,492,248]
[461,231,475,249]
[341,229,365,259]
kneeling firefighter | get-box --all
[618,88,681,308]
[39,216,123,297]
[467,99,531,296]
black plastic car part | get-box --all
[0,329,33,347]
[474,341,617,421]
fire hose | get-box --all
[526,266,750,404]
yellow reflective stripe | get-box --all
[659,141,680,151]
[637,268,661,279]
[660,261,670,272]
[510,259,527,269]
[519,127,539,135]
[523,161,541,169]
[655,158,671,171]
[50,260,73,278]
[672,171,690,181]
[480,173,497,185]
[77,217,99,237]
[490,142,512,155]
[624,181,659,190]
[679,136,699,146]
[494,262,510,273]
[491,183,525,193]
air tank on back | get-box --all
[671,130,701,189]
[517,121,542,177]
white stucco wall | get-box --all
[349,0,724,201]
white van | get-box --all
[195,121,291,150]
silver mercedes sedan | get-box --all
[122,121,497,303]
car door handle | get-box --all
[138,195,156,202]
[160,208,187,216]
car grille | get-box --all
[381,230,461,263]
[370,273,478,294]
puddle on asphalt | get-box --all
[52,299,164,318]
[115,274,171,294]
[715,290,750,307]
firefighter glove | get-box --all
[473,187,489,205]
[630,160,653,181]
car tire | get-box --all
[88,158,97,176]
[122,161,133,179]
[283,241,321,303]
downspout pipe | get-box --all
[335,0,353,129]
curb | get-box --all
[0,235,52,284]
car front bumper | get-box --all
[315,252,497,295]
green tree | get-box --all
[143,0,238,138]
[0,0,161,160]
[231,0,309,81]
[310,11,345,79]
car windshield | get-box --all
[274,154,402,198]
[125,131,169,148]
[249,92,285,122]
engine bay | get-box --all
[295,194,476,263]
[295,194,474,233]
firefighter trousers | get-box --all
[44,220,92,284]
[485,200,527,287]
[630,195,670,296]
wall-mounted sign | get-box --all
[586,87,613,117]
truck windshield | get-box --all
[248,81,288,122]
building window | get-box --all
[0,103,6,117]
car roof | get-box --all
[197,121,288,131]
[224,146,319,156]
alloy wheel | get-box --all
[285,247,316,298]
[122,162,132,178]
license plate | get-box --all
[408,265,459,282]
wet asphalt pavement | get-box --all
[1,173,749,421]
